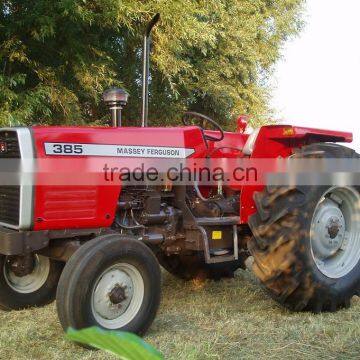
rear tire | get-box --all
[56,234,161,336]
[249,143,360,312]
[0,254,63,310]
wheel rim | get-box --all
[311,186,360,278]
[3,255,50,293]
[91,263,144,329]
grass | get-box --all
[0,269,359,360]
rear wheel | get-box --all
[249,144,360,312]
[56,234,161,336]
[0,254,63,310]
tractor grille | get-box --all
[0,130,21,227]
[0,186,20,226]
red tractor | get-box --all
[0,15,359,337]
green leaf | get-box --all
[66,327,163,360]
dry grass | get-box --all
[0,269,359,360]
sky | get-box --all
[272,0,360,151]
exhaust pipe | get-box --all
[141,13,160,127]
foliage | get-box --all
[0,0,304,128]
[66,327,163,359]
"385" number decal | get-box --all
[49,144,83,154]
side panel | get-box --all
[32,126,206,230]
[239,127,299,223]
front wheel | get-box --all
[56,234,161,336]
[0,254,63,310]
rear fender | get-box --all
[239,125,353,223]
[266,125,352,145]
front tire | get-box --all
[56,234,161,336]
[0,254,63,310]
[249,144,360,312]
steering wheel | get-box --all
[182,111,224,142]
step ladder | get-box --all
[196,216,239,264]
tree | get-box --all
[0,0,304,128]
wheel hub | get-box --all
[7,255,35,277]
[108,284,127,305]
[312,199,345,258]
[92,267,134,321]
[327,218,341,239]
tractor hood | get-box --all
[32,125,208,159]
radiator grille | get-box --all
[0,186,20,226]
[0,131,21,226]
